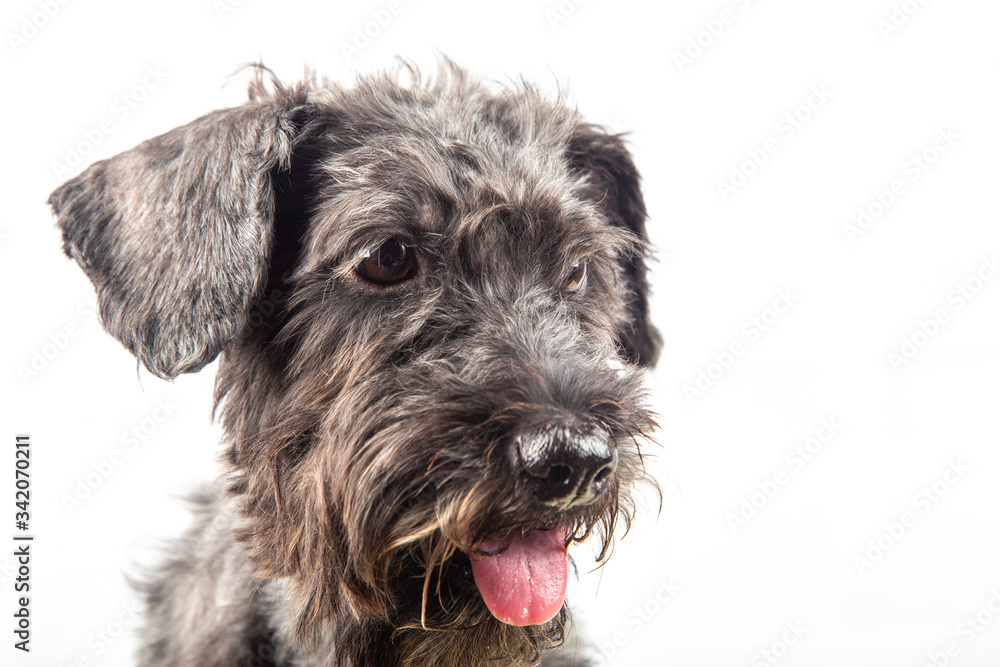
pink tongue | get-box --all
[468,527,568,626]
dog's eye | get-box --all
[563,260,588,293]
[356,239,417,285]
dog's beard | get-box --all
[383,471,626,628]
[378,492,624,666]
[230,411,648,667]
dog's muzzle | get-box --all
[469,420,617,627]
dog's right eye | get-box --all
[355,238,417,285]
[563,260,588,293]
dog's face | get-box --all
[50,64,660,665]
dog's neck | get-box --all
[259,574,566,666]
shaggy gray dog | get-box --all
[49,62,660,667]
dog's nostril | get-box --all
[543,465,574,488]
[588,460,616,495]
[592,464,612,486]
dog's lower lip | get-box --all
[470,524,558,556]
[470,529,515,557]
[473,544,509,557]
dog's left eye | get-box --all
[356,238,417,285]
[563,260,588,293]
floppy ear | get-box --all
[48,84,312,379]
[567,126,662,366]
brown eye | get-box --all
[356,238,417,285]
[564,260,588,293]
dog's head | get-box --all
[50,63,660,665]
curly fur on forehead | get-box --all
[50,60,661,667]
[274,64,629,275]
[296,61,580,144]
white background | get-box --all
[3,0,1000,665]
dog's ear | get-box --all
[48,85,312,379]
[566,126,662,366]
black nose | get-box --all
[513,422,617,508]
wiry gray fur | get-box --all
[49,61,661,666]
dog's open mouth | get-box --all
[467,525,568,626]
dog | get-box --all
[48,61,661,667]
